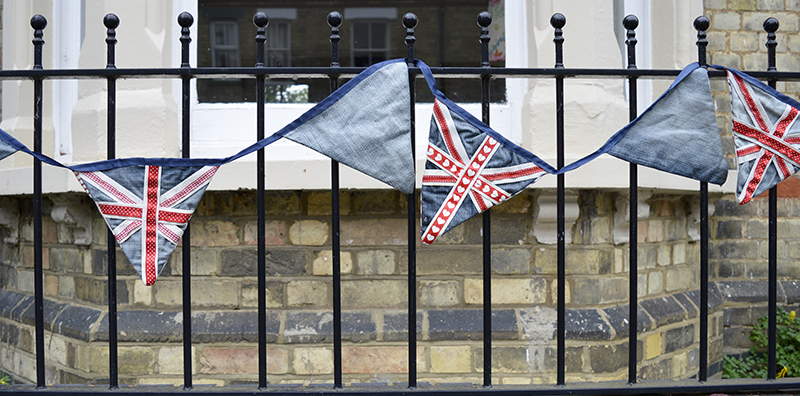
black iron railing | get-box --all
[2,8,800,396]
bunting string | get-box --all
[2,58,793,280]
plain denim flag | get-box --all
[0,129,27,161]
[281,59,415,194]
[604,64,728,185]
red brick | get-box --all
[22,246,48,269]
[243,220,286,245]
[191,221,240,247]
[200,347,288,375]
[200,348,257,375]
[45,275,58,297]
[22,246,33,268]
[342,346,425,374]
[341,219,408,246]
[42,217,57,244]
[778,175,800,198]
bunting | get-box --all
[421,99,546,244]
[75,165,218,285]
[724,68,800,204]
[605,64,728,185]
[416,60,553,244]
[0,58,796,267]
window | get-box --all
[210,21,240,67]
[351,21,390,67]
[266,20,291,67]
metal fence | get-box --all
[2,8,800,395]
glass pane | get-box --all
[214,50,238,67]
[352,22,368,49]
[371,22,386,49]
[213,24,228,46]
[268,23,289,50]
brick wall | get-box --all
[0,189,728,385]
[704,0,800,359]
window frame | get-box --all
[265,19,292,68]
[209,20,241,67]
[350,20,391,67]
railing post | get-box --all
[478,10,493,389]
[550,12,567,387]
[178,11,194,390]
[328,10,344,390]
[764,16,779,381]
[103,12,120,390]
[623,13,639,385]
[253,10,268,390]
[403,11,418,389]
[694,15,710,382]
[30,13,47,389]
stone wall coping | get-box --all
[0,288,731,344]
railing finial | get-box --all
[30,14,47,31]
[178,12,193,68]
[694,16,709,67]
[328,11,343,28]
[623,15,638,69]
[178,11,193,29]
[551,13,566,68]
[104,13,120,30]
[764,17,779,71]
[253,12,268,29]
[403,12,417,65]
[478,11,492,68]
[254,12,268,67]
[104,14,119,69]
[31,15,46,70]
[328,11,342,67]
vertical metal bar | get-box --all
[328,11,344,389]
[103,13,120,390]
[623,14,639,385]
[30,14,47,389]
[550,12,566,387]
[478,11,493,388]
[764,16,780,381]
[403,12,418,389]
[693,15,710,383]
[253,11,268,390]
[177,11,194,390]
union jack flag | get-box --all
[75,165,218,285]
[727,70,800,204]
[421,99,547,244]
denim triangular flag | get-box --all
[605,64,728,185]
[281,59,414,194]
[75,165,218,285]
[420,99,547,244]
[0,129,29,162]
[416,60,553,244]
[725,68,800,204]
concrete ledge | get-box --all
[0,291,102,342]
[0,288,726,345]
